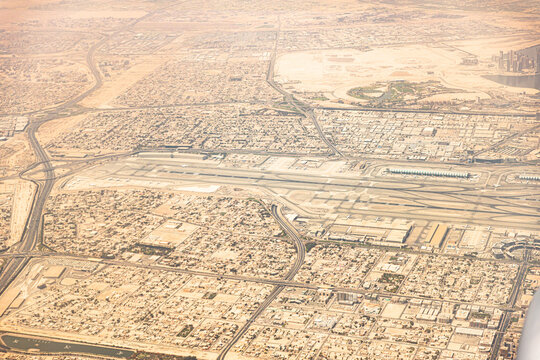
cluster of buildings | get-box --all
[518,174,540,182]
[386,167,470,178]
[327,218,413,247]
[316,109,538,162]
[295,241,519,307]
[48,104,539,164]
[48,105,327,155]
[100,31,177,56]
[0,57,90,113]
[2,261,272,356]
[114,53,279,108]
[0,116,27,141]
[497,266,540,359]
[160,229,299,279]
[1,254,516,360]
[478,127,540,161]
[1,1,537,359]
[97,58,133,79]
[400,255,517,306]
[492,234,540,260]
[507,173,540,184]
[2,184,530,360]
[493,49,540,73]
[0,192,12,249]
[0,30,85,55]
[184,30,275,52]
[277,13,507,51]
[294,244,383,289]
[43,189,170,257]
[43,188,296,279]
[231,284,511,359]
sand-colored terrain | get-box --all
[0,2,147,29]
[9,180,35,247]
[446,36,540,59]
[0,134,34,177]
[276,46,452,92]
[275,42,538,105]
[81,55,168,109]
[36,113,90,156]
[0,179,35,248]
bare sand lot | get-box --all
[81,55,167,109]
[275,43,537,105]
[276,46,453,92]
[0,134,34,177]
[9,181,35,247]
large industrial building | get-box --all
[386,168,470,178]
[424,223,449,249]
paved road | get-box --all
[473,120,540,159]
[112,160,539,230]
[320,105,538,118]
[0,7,534,358]
[264,22,343,158]
[216,205,305,360]
[0,120,55,294]
[4,250,520,312]
[0,35,103,295]
[0,4,178,296]
[489,250,529,360]
[272,205,306,281]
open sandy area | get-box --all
[9,180,35,247]
[81,54,168,109]
[275,42,538,104]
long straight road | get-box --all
[265,20,343,158]
[216,205,305,360]
[489,250,530,360]
[102,158,540,230]
[0,3,182,297]
[0,120,55,294]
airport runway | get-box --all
[96,157,540,230]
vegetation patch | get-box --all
[347,80,464,107]
[129,243,172,256]
[177,324,195,337]
[305,242,317,252]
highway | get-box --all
[272,205,306,281]
[265,21,343,158]
[0,4,181,296]
[216,205,305,360]
[0,113,58,293]
[489,250,529,360]
[473,122,540,159]
[319,105,539,118]
[1,250,521,312]
[0,3,116,293]
[0,50,96,296]
[0,7,535,360]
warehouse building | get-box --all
[424,223,449,249]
